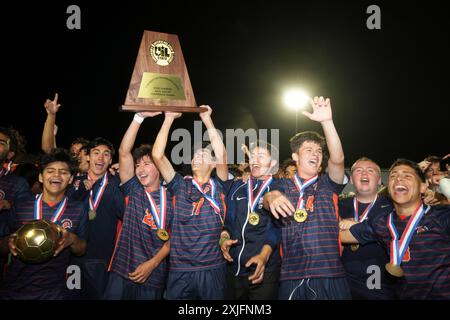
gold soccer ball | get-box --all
[14,220,62,264]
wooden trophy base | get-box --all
[121,105,207,113]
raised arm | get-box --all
[302,96,345,184]
[41,93,60,154]
[199,105,228,181]
[119,112,161,184]
[151,112,180,184]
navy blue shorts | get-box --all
[279,277,351,300]
[166,265,226,300]
[103,271,163,300]
[79,259,109,300]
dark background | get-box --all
[2,0,448,168]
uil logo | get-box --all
[150,40,175,66]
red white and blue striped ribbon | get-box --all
[247,176,273,212]
[293,174,318,210]
[33,193,68,222]
[89,173,108,211]
[387,202,425,266]
[145,186,167,230]
[353,194,378,222]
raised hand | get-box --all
[164,111,182,120]
[199,105,212,121]
[302,96,332,123]
[418,160,431,173]
[139,111,162,118]
[44,93,61,115]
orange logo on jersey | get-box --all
[402,247,411,262]
[142,209,157,229]
[306,196,314,212]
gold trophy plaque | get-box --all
[121,30,206,113]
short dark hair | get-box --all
[86,137,115,157]
[71,137,90,148]
[191,141,215,159]
[281,159,296,170]
[248,140,279,161]
[289,131,328,171]
[389,158,426,182]
[132,144,154,164]
[38,148,78,175]
[424,155,441,164]
[0,126,26,158]
[289,131,327,155]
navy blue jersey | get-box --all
[0,198,88,299]
[339,195,396,299]
[166,173,226,272]
[271,174,346,281]
[0,171,33,238]
[67,172,125,261]
[109,176,173,289]
[350,204,450,299]
[223,177,281,276]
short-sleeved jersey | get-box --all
[109,176,173,289]
[0,198,88,299]
[165,173,226,272]
[0,170,33,237]
[270,174,346,281]
[67,172,125,261]
[350,204,450,299]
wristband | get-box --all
[133,113,144,124]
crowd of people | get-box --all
[0,93,448,300]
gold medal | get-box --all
[350,244,360,252]
[385,263,405,277]
[293,209,308,223]
[157,228,169,241]
[88,209,97,221]
[248,212,260,226]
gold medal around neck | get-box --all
[157,228,169,241]
[293,209,308,223]
[248,212,260,226]
[88,210,97,221]
[350,244,360,252]
[385,263,405,277]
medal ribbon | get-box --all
[353,194,378,222]
[387,202,425,266]
[33,193,68,222]
[293,175,318,210]
[247,176,273,213]
[192,178,223,225]
[6,161,13,175]
[145,186,167,230]
[89,173,108,211]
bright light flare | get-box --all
[283,89,310,110]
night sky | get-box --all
[2,0,449,168]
